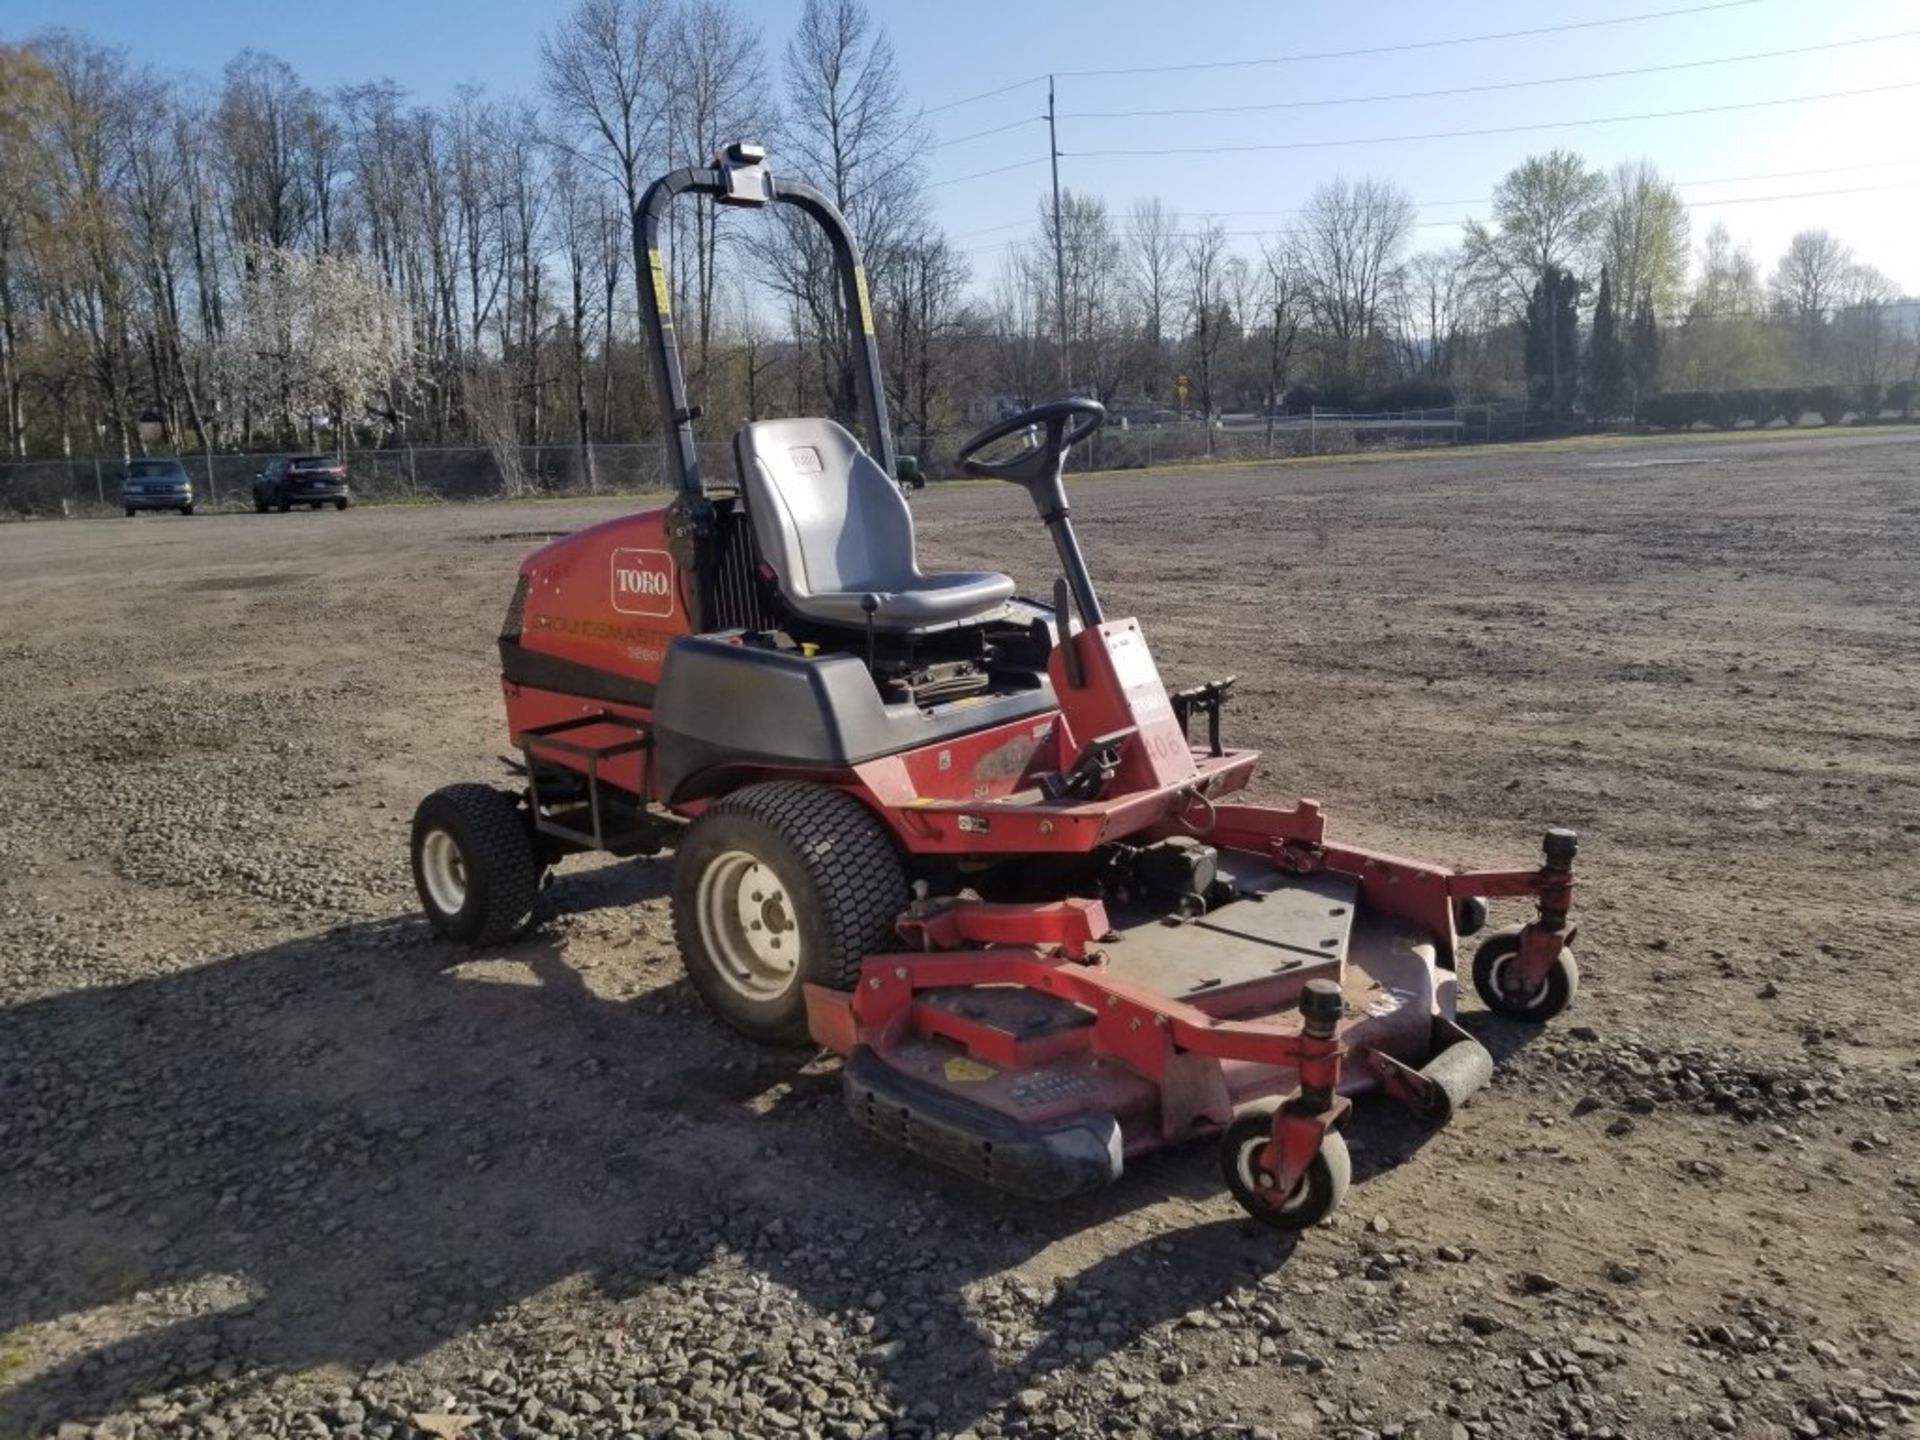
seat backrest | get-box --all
[734,418,920,599]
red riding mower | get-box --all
[411,143,1581,1229]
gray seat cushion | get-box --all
[734,418,1015,631]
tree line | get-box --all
[1,1,1915,480]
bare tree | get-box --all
[550,151,600,488]
[1024,190,1128,401]
[1257,239,1305,450]
[1292,176,1414,395]
[879,232,969,464]
[1771,228,1853,317]
[764,0,925,426]
[663,0,770,388]
[1179,221,1231,450]
[1125,197,1180,403]
[1771,228,1855,372]
[542,0,666,348]
[1396,247,1471,386]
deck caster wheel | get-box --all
[411,783,541,946]
[1220,1109,1351,1231]
[671,782,907,1047]
[1472,927,1579,1022]
[1453,895,1489,938]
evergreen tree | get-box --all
[1628,290,1662,417]
[1586,265,1626,421]
[1524,265,1581,418]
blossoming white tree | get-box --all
[226,245,414,449]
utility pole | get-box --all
[1048,74,1069,389]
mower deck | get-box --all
[830,851,1457,1201]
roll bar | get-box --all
[634,142,895,497]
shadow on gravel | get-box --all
[0,860,1536,1436]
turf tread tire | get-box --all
[411,783,540,947]
[672,781,908,1045]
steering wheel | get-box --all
[957,398,1106,485]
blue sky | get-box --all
[12,0,1918,292]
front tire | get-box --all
[254,495,268,513]
[181,504,194,516]
[334,497,349,511]
[671,782,908,1046]
[1220,1110,1351,1230]
[411,784,541,946]
[124,507,136,518]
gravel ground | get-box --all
[3,427,1919,1440]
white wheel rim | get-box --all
[696,850,801,1000]
[420,828,468,915]
[1488,951,1549,1010]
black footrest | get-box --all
[844,1047,1122,1201]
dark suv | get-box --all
[123,458,194,516]
[255,455,350,512]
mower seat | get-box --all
[734,418,1015,631]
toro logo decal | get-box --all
[610,547,676,617]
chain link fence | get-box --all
[1,408,1493,518]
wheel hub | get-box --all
[698,851,802,1000]
[419,828,468,914]
[1488,952,1548,1008]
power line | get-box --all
[1054,0,1768,80]
[1062,81,1920,159]
[952,180,1920,259]
[1062,31,1920,121]
[922,76,1045,118]
[928,115,1045,152]
[925,157,1049,190]
[942,163,1919,244]
[916,0,1768,116]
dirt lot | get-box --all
[3,428,1918,1440]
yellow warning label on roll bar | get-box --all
[853,265,875,336]
[648,248,671,319]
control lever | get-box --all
[1170,676,1237,757]
[1052,576,1083,689]
[861,593,879,672]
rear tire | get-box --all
[411,784,541,946]
[124,507,135,518]
[181,504,193,516]
[254,495,268,514]
[334,497,349,511]
[672,782,908,1046]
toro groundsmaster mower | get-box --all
[411,143,1582,1229]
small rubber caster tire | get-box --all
[411,783,541,946]
[1220,1110,1351,1231]
[1472,926,1579,1021]
[1453,895,1490,939]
